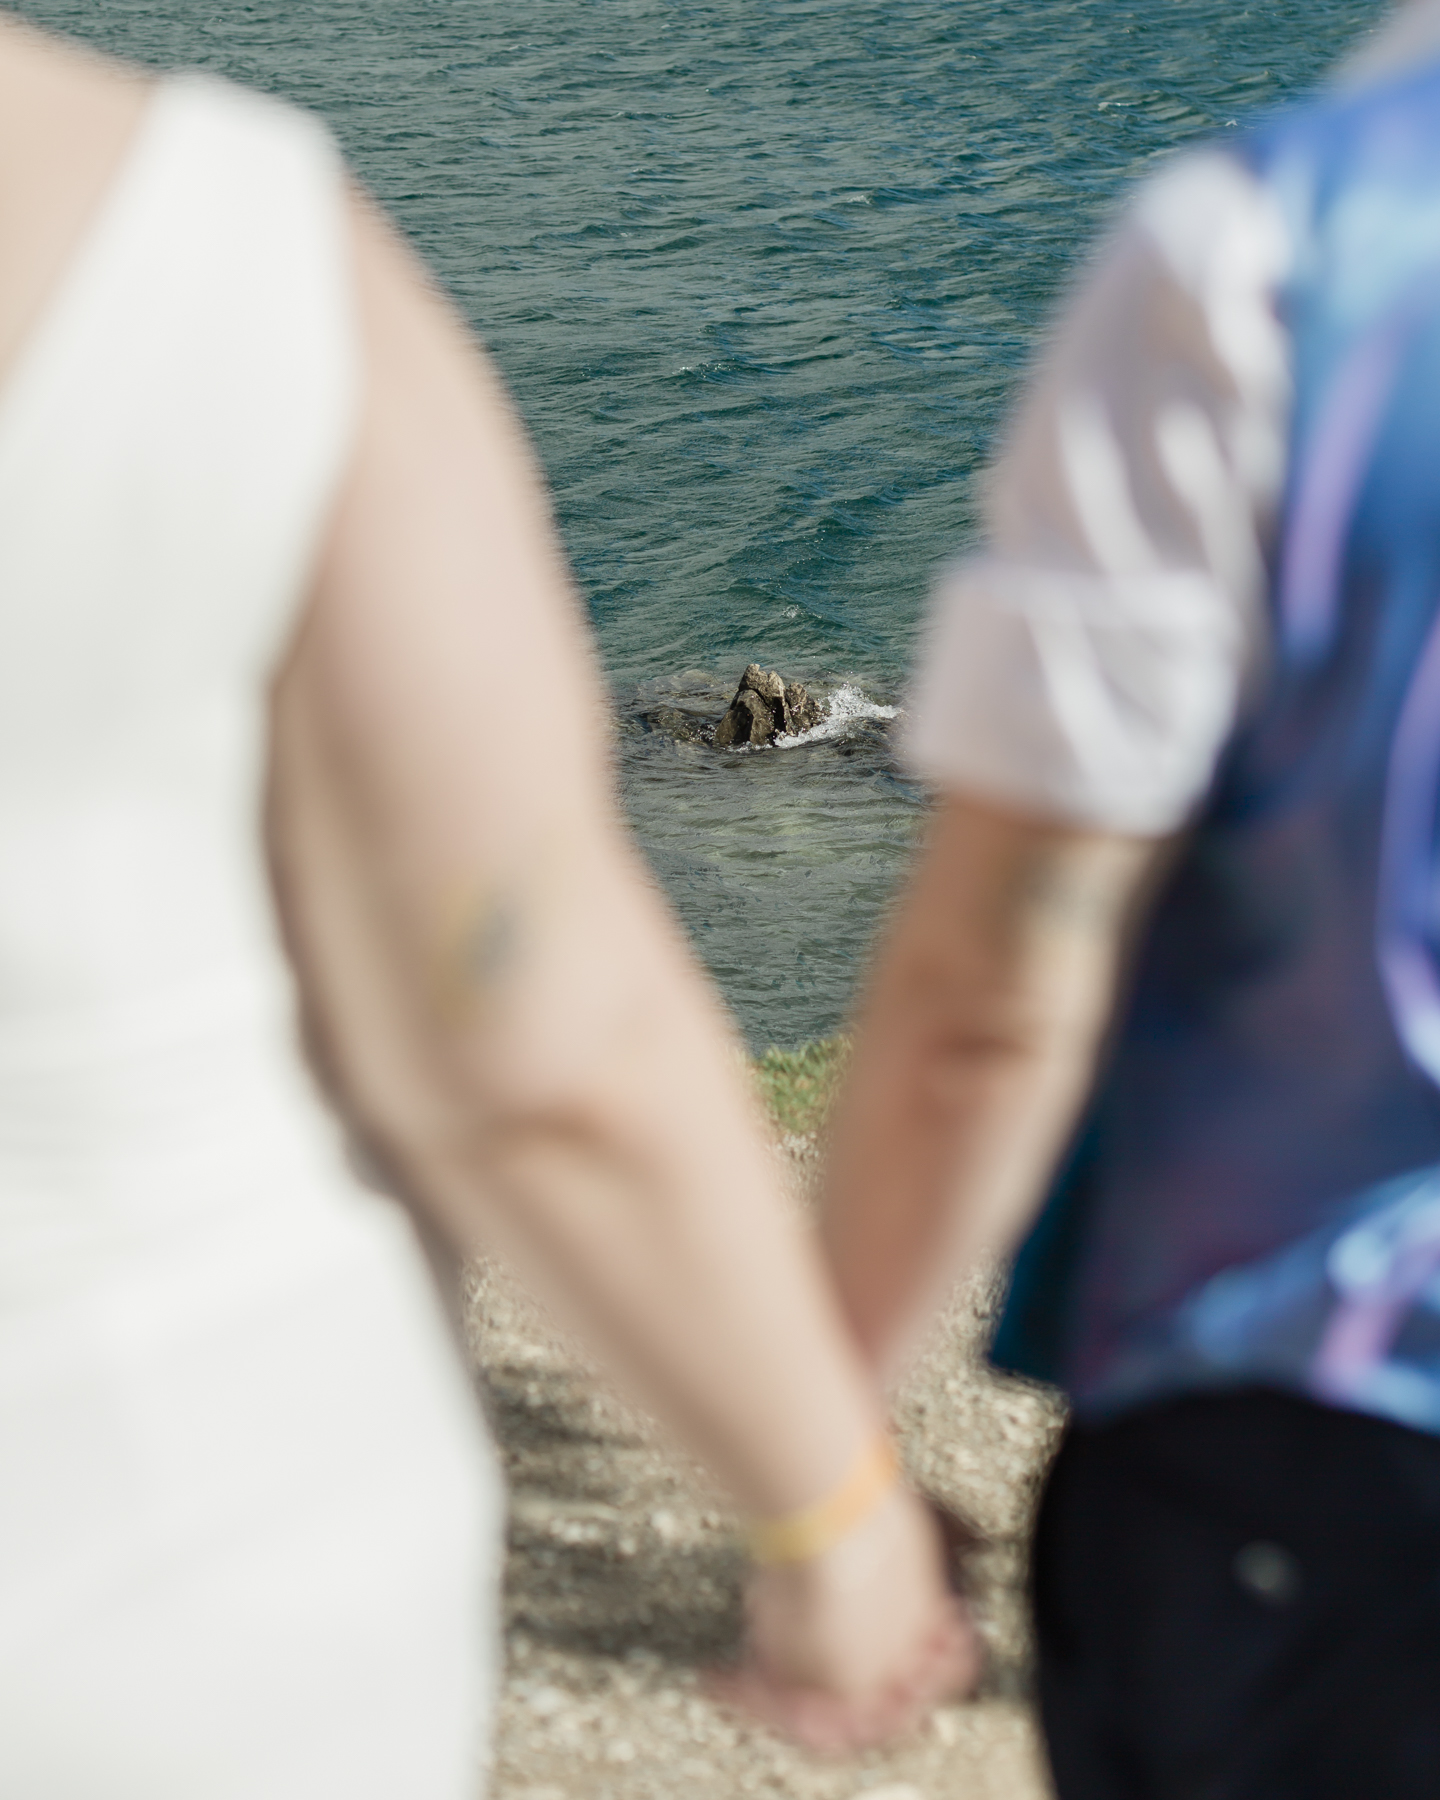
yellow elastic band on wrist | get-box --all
[747,1435,901,1567]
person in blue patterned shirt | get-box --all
[822,3,1440,1794]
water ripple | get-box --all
[16,0,1393,1045]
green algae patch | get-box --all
[753,1035,850,1139]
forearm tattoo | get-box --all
[1012,850,1135,936]
[433,887,524,1016]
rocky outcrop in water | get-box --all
[712,664,824,748]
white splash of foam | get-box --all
[774,681,900,748]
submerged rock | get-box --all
[639,703,706,744]
[713,664,824,747]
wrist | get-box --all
[747,1431,901,1568]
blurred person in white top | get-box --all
[0,13,972,1791]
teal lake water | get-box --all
[19,0,1392,1046]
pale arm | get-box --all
[269,189,879,1521]
[821,794,1162,1384]
[848,159,1286,1379]
[265,192,970,1733]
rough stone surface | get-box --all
[744,664,787,705]
[467,1135,1065,1800]
[785,680,824,734]
[714,666,825,748]
[714,687,778,749]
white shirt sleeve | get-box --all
[904,150,1293,836]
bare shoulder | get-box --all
[0,10,145,106]
[0,13,152,380]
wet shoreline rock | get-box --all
[712,664,824,748]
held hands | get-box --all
[708,1475,981,1754]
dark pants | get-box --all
[1034,1389,1440,1800]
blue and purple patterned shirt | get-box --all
[908,6,1440,1436]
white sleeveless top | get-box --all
[0,74,359,1279]
[0,76,502,1797]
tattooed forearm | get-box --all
[997,819,1172,943]
[1012,851,1135,934]
[460,895,522,986]
[432,886,526,1017]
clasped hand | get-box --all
[709,1486,980,1754]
